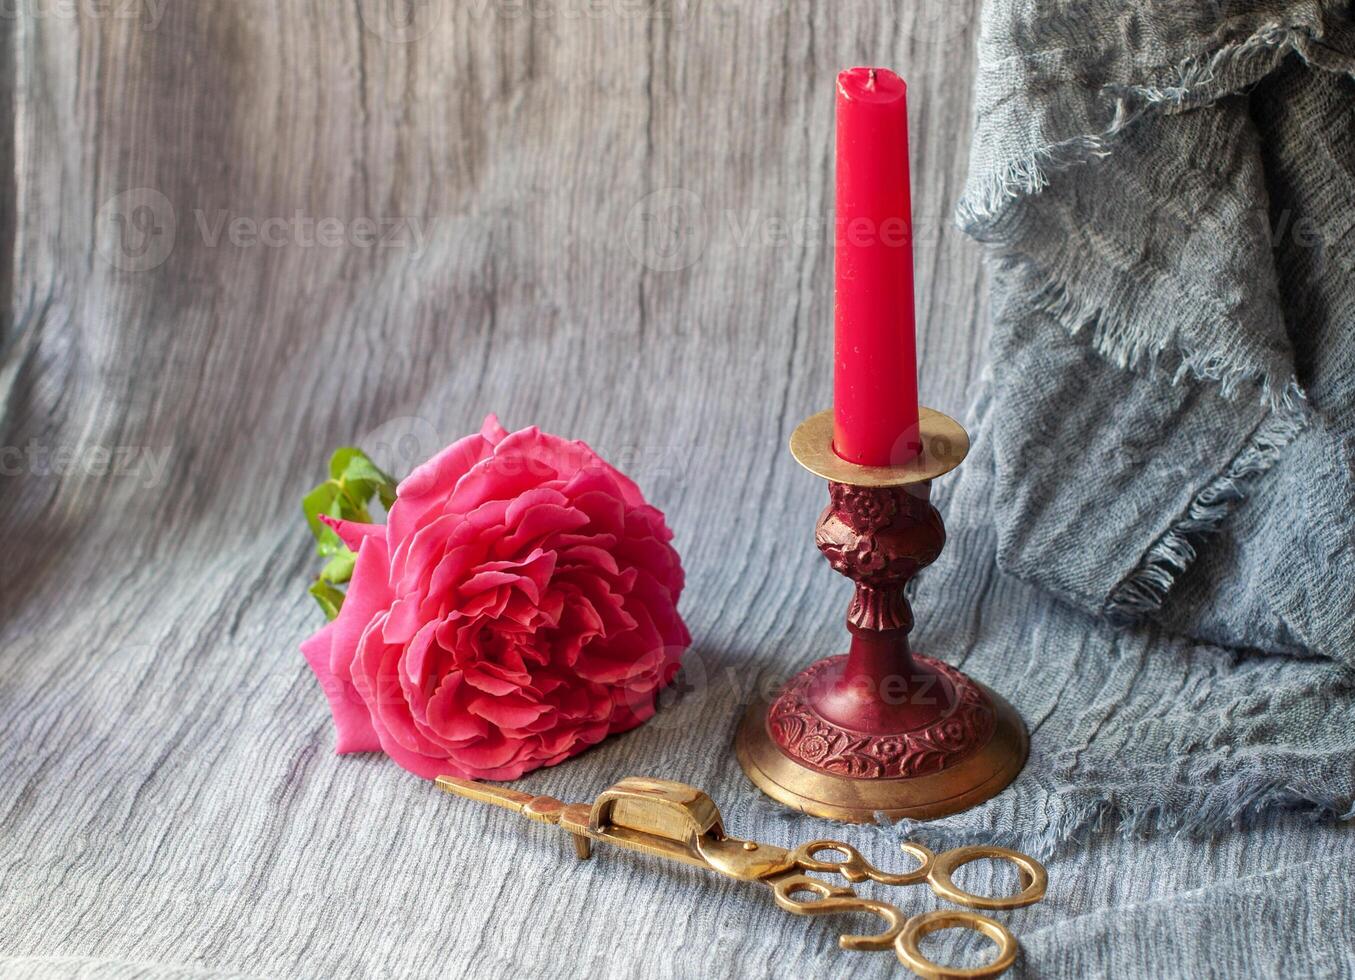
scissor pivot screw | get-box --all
[743,841,758,851]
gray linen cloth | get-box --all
[900,0,1355,852]
[959,0,1355,651]
[3,2,1355,978]
[883,1,1355,971]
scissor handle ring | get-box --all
[790,839,934,886]
[928,845,1047,910]
[895,910,1018,980]
[769,873,908,951]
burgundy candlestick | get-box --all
[735,409,1028,822]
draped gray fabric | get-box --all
[2,2,1352,979]
[925,0,1355,848]
[960,0,1355,648]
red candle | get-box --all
[833,66,921,466]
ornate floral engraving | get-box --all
[817,482,945,632]
[828,482,901,535]
[768,655,997,779]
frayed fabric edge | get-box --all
[876,775,1351,862]
[1006,258,1307,413]
[1102,407,1309,624]
[959,19,1327,619]
[958,18,1355,233]
[960,18,1341,411]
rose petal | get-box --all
[568,489,626,535]
[451,731,525,771]
[479,414,510,444]
[468,692,554,730]
[460,550,555,604]
[328,536,394,683]
[389,431,496,542]
[554,543,620,576]
[382,596,424,645]
[319,514,383,552]
[401,621,440,693]
[355,615,445,758]
[300,622,382,755]
[447,444,558,513]
[394,513,460,595]
[463,662,527,696]
[425,672,489,743]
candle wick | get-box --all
[867,68,877,89]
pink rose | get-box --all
[301,415,690,780]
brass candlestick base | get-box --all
[734,409,1028,823]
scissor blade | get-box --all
[435,775,538,813]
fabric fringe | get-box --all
[958,18,1351,409]
[958,135,1114,229]
[958,18,1354,232]
[956,16,1334,621]
[1011,262,1307,413]
[1103,408,1308,622]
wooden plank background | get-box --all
[0,2,1000,977]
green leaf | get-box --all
[333,487,372,525]
[309,579,345,620]
[327,447,364,481]
[330,447,398,515]
[303,445,399,620]
[333,447,393,486]
[320,550,357,584]
[302,482,337,538]
[301,483,347,557]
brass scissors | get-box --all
[437,775,1046,978]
